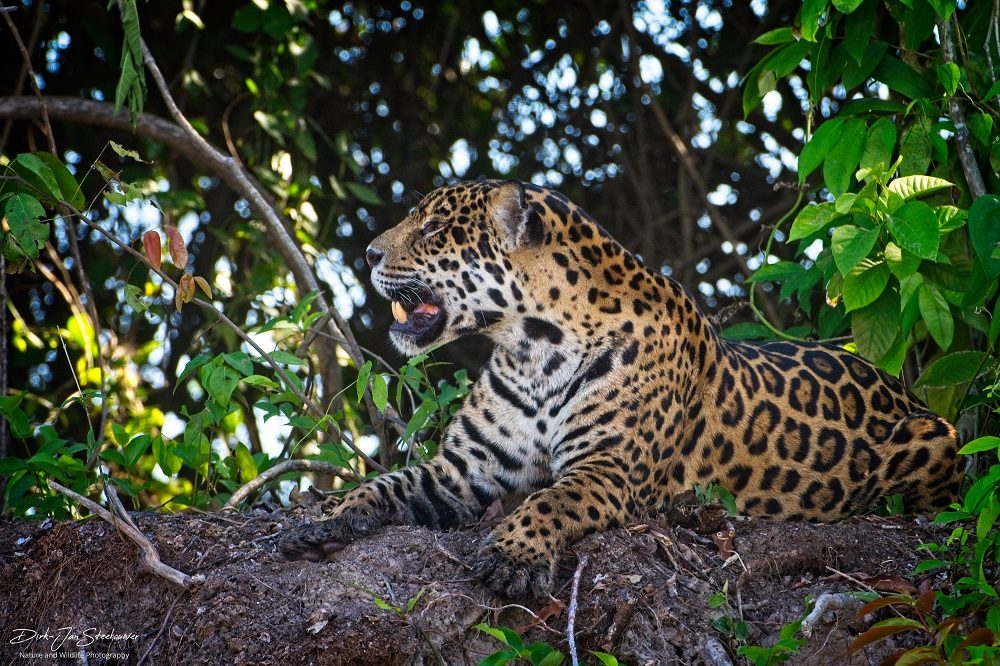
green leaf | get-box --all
[345,182,382,205]
[959,436,1000,455]
[109,141,143,162]
[207,365,240,406]
[404,400,437,441]
[12,153,62,202]
[268,350,307,366]
[742,40,812,115]
[223,351,254,377]
[886,175,953,201]
[873,56,933,100]
[789,203,839,241]
[800,0,826,42]
[926,0,955,20]
[859,117,896,170]
[899,122,931,176]
[590,652,620,666]
[233,442,258,482]
[356,360,372,403]
[753,27,796,45]
[242,374,278,389]
[124,434,151,468]
[720,322,774,341]
[4,193,49,260]
[884,243,920,279]
[372,373,389,412]
[969,195,1000,277]
[842,40,889,89]
[153,435,182,476]
[888,201,939,260]
[0,457,28,474]
[991,299,1000,346]
[968,113,994,148]
[852,289,900,361]
[915,352,995,389]
[842,259,890,312]
[799,118,844,182]
[124,284,149,313]
[100,448,127,467]
[114,0,147,125]
[832,0,865,13]
[918,283,953,350]
[823,118,866,196]
[911,559,950,574]
[936,62,960,96]
[178,354,212,385]
[34,152,85,209]
[111,423,130,447]
[831,225,879,275]
[843,0,877,63]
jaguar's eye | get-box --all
[420,217,448,237]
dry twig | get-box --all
[567,554,589,666]
[223,459,355,510]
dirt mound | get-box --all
[0,501,945,665]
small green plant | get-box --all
[373,588,426,618]
[852,427,1000,663]
[708,580,749,645]
[693,482,739,516]
[883,493,906,517]
[737,597,811,666]
[474,623,565,666]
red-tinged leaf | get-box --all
[848,618,924,653]
[143,230,162,271]
[193,275,212,299]
[857,594,913,617]
[175,273,196,311]
[869,576,916,595]
[892,646,943,666]
[913,590,934,613]
[936,617,960,640]
[164,225,188,268]
[956,627,995,652]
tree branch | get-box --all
[223,459,355,510]
[131,35,394,445]
[0,95,396,471]
[938,16,988,199]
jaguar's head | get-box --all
[366,180,544,355]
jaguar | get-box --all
[279,179,961,600]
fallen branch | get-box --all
[800,592,862,638]
[46,479,201,588]
[223,459,356,510]
[567,554,589,666]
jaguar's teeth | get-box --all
[391,301,408,324]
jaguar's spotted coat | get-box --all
[280,180,961,600]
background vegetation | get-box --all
[1,0,1000,661]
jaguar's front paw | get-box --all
[278,505,381,562]
[474,540,554,601]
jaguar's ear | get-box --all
[488,180,543,249]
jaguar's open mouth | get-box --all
[387,289,446,347]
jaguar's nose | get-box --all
[366,246,385,269]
